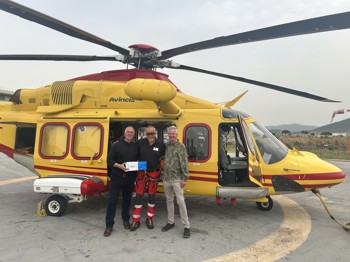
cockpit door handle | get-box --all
[283,168,300,171]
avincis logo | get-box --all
[109,97,135,102]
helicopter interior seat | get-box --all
[230,158,248,169]
[219,143,236,185]
[219,144,233,171]
[219,134,248,171]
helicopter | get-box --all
[0,0,348,219]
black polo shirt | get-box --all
[108,139,139,176]
[138,138,165,169]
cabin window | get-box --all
[185,125,210,161]
[40,124,69,157]
[72,124,102,159]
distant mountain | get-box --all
[266,118,350,134]
[266,124,318,133]
[312,118,350,134]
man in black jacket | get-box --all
[104,126,138,237]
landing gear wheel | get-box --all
[256,196,273,211]
[45,195,67,216]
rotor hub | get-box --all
[128,44,161,58]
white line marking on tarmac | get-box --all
[204,195,311,262]
[0,176,37,186]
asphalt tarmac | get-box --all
[0,154,349,262]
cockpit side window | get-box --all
[239,120,256,158]
[249,121,288,164]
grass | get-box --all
[279,135,350,160]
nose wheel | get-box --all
[45,195,68,216]
[256,196,273,211]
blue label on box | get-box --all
[138,161,147,170]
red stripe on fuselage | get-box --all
[189,176,218,182]
[189,170,217,176]
[0,144,14,158]
[34,165,107,177]
[53,164,106,171]
[188,171,218,182]
[262,171,345,181]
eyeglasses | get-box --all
[146,133,155,136]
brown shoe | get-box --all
[146,219,154,229]
[130,221,140,231]
[104,227,113,237]
[123,221,131,230]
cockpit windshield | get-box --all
[249,121,288,164]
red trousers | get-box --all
[132,170,160,222]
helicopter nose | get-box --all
[317,170,346,188]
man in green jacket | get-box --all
[161,125,191,238]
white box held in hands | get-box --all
[125,161,147,171]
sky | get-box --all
[0,0,350,127]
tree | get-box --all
[321,131,332,137]
[282,130,291,136]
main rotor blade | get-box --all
[0,0,130,55]
[0,54,117,61]
[170,64,340,102]
[160,12,350,60]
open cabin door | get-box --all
[241,119,302,193]
[237,114,264,187]
[12,122,37,174]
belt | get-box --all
[118,173,128,178]
[146,168,160,172]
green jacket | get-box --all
[162,140,189,182]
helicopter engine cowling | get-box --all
[124,78,177,101]
[124,78,181,115]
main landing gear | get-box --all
[256,196,273,211]
[44,195,68,217]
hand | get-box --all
[115,163,128,172]
[180,181,186,189]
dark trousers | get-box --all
[105,173,135,228]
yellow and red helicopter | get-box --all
[0,0,348,221]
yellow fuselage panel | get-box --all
[9,79,222,113]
